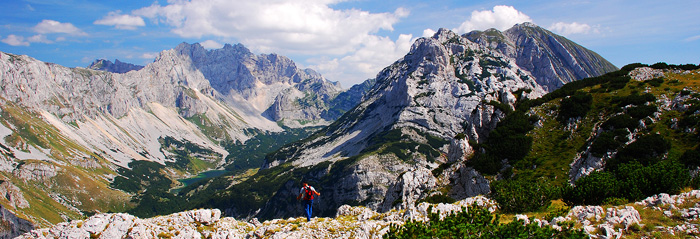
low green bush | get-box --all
[384,204,587,239]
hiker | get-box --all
[297,182,320,221]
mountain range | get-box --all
[171,23,618,220]
[0,22,631,237]
[0,41,368,229]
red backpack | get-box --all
[303,186,314,200]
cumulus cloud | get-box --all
[309,34,414,86]
[33,20,86,35]
[1,35,30,46]
[549,22,595,35]
[94,11,146,30]
[200,40,224,49]
[28,34,53,44]
[455,5,532,33]
[131,0,411,86]
[422,28,437,38]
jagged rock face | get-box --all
[87,59,144,74]
[169,43,343,124]
[0,204,34,239]
[464,22,618,91]
[263,28,547,169]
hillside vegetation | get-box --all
[474,63,700,214]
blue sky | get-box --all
[1,0,698,87]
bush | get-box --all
[384,204,587,239]
[601,114,637,131]
[490,178,556,213]
[613,93,656,107]
[420,194,456,204]
[680,149,700,168]
[564,171,620,205]
[615,134,670,166]
[627,105,657,120]
[589,132,620,157]
[558,91,593,122]
[616,161,690,201]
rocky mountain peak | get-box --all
[462,22,618,91]
[87,59,144,73]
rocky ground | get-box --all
[17,191,700,239]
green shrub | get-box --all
[384,205,587,239]
[627,105,657,120]
[589,132,620,157]
[613,93,656,107]
[680,149,700,168]
[564,171,620,205]
[419,194,456,204]
[617,161,690,201]
[601,114,637,131]
[490,178,556,213]
[615,134,670,167]
[558,91,593,122]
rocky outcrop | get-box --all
[24,191,700,239]
[379,167,438,212]
[12,162,59,182]
[447,165,490,199]
[87,59,144,74]
[0,204,34,239]
[0,181,29,209]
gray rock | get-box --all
[0,204,34,239]
[0,181,29,209]
[87,59,144,74]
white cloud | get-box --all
[549,22,595,35]
[28,34,53,44]
[309,34,414,86]
[132,0,411,86]
[140,52,158,59]
[200,40,223,49]
[94,11,146,30]
[455,5,532,33]
[1,35,30,46]
[685,35,700,42]
[422,28,437,38]
[33,20,86,36]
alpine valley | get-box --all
[2,22,700,238]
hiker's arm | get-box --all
[314,190,320,196]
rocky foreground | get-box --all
[18,191,700,239]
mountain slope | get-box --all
[192,23,618,220]
[0,42,363,227]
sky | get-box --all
[1,0,699,88]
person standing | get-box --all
[297,182,320,221]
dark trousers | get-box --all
[303,199,313,221]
